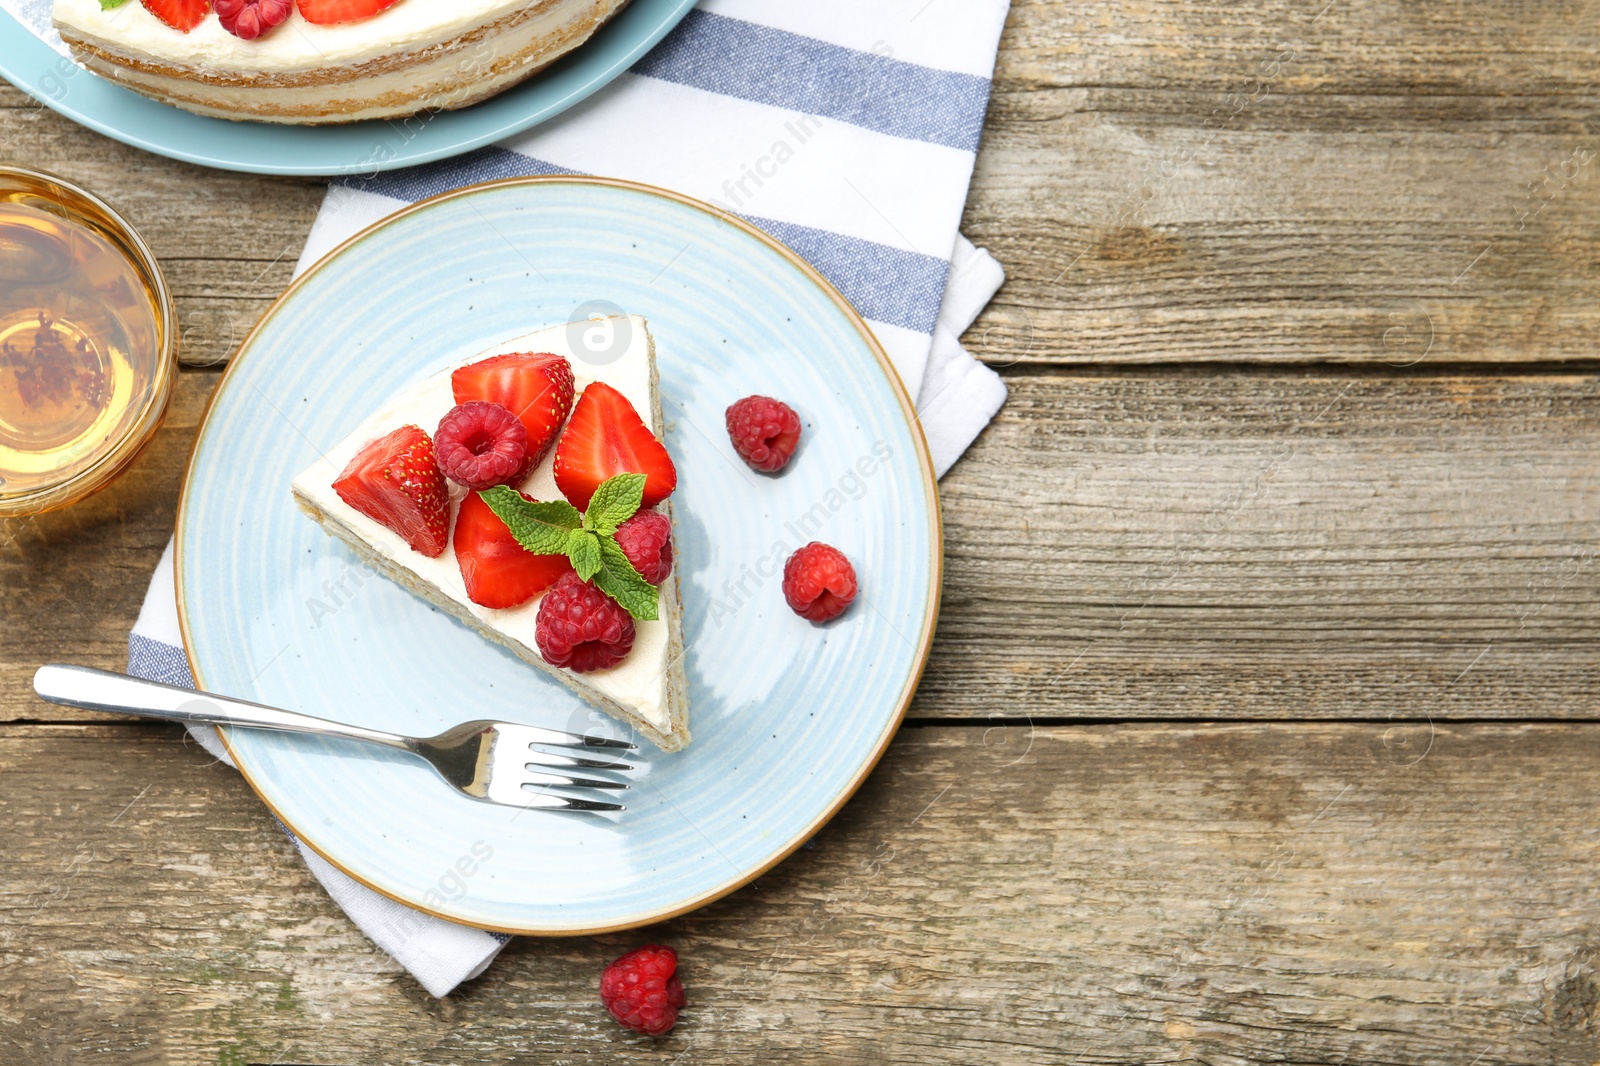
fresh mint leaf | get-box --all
[99,0,132,8]
[478,486,658,623]
[523,498,582,528]
[478,487,579,556]
[582,473,646,536]
[567,529,602,581]
[594,537,660,621]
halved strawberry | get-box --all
[553,382,677,511]
[295,0,399,23]
[141,0,210,31]
[454,490,572,609]
[331,425,450,558]
[451,352,574,477]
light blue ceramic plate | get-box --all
[0,0,694,175]
[176,177,940,933]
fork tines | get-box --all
[525,746,636,772]
[525,725,636,750]
[508,725,636,812]
[516,790,626,812]
[525,769,629,791]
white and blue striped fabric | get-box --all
[129,0,1013,997]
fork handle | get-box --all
[33,664,411,750]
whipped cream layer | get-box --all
[292,317,677,732]
[52,0,627,123]
[58,0,553,74]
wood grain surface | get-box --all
[6,369,1595,724]
[3,0,1599,1061]
[964,0,1600,365]
[926,366,1600,721]
[4,721,1599,1066]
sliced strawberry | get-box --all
[454,490,572,609]
[295,0,398,23]
[331,425,450,558]
[553,382,677,511]
[451,352,574,477]
[141,0,210,31]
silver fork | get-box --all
[32,664,635,812]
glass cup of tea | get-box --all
[0,165,177,517]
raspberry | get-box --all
[434,401,529,490]
[535,571,635,672]
[725,395,802,472]
[613,510,673,585]
[782,542,857,622]
[600,944,686,1036]
[213,0,292,38]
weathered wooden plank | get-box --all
[956,0,1600,365]
[921,367,1600,719]
[7,370,1598,723]
[994,0,1600,95]
[159,262,298,368]
[1,720,1596,1065]
[0,85,322,264]
[963,112,1600,365]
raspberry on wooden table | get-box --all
[782,542,858,622]
[725,394,802,472]
[535,571,636,672]
[600,944,686,1036]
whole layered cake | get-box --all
[52,0,633,124]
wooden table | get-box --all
[4,2,1598,1062]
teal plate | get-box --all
[176,177,940,934]
[0,0,694,175]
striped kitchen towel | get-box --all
[131,0,1013,997]
[320,1,1012,473]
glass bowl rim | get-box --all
[0,163,179,517]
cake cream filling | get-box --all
[291,318,676,732]
[52,0,592,75]
[52,0,626,123]
[64,28,566,123]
